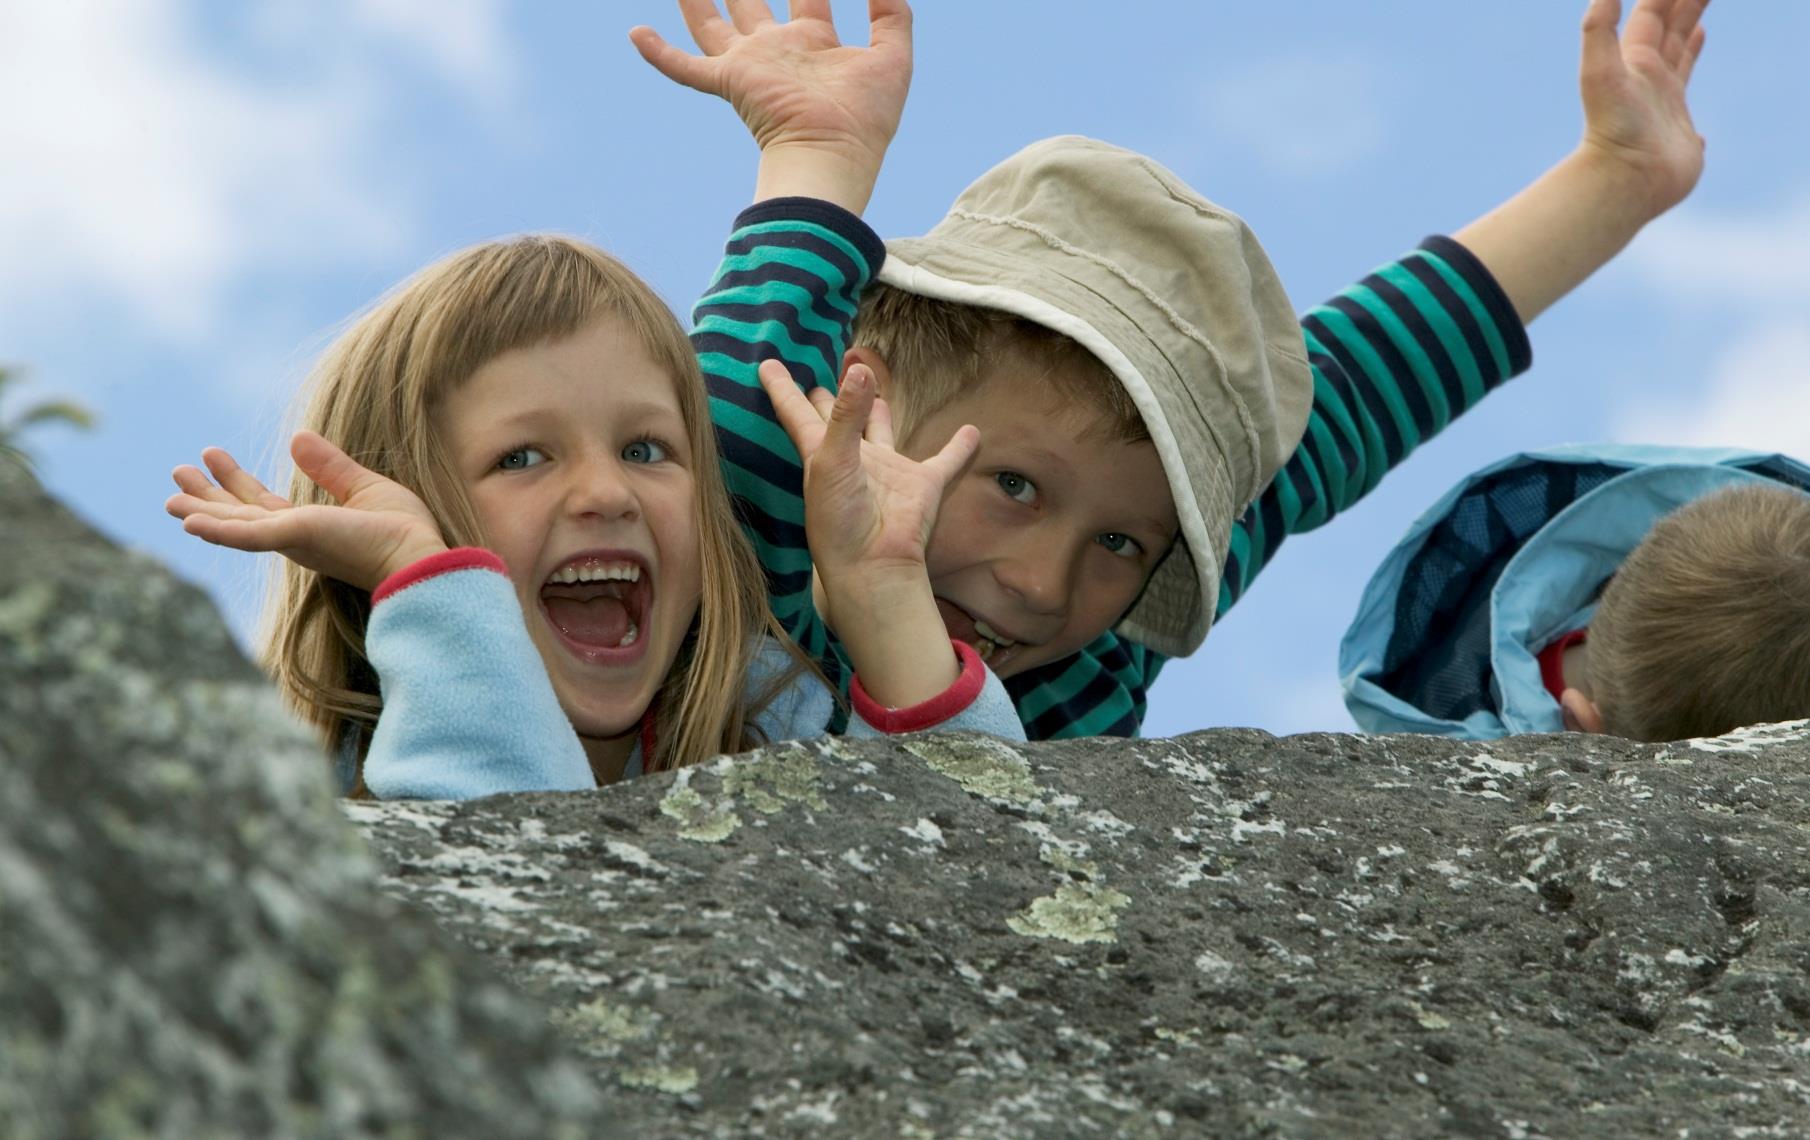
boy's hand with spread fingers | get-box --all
[1456,0,1709,323]
[630,0,913,213]
[166,431,449,593]
[758,358,979,707]
[1578,0,1707,219]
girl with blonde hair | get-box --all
[167,232,1022,798]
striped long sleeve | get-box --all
[1007,236,1532,741]
[694,198,886,703]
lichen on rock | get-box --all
[1006,881,1131,944]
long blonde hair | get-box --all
[266,234,801,780]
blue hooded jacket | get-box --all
[1339,444,1810,739]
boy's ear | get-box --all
[842,346,894,401]
[1559,688,1606,735]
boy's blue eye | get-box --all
[497,446,547,471]
[996,471,1037,505]
[622,439,669,464]
[1098,532,1142,558]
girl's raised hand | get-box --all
[629,0,912,212]
[166,430,449,592]
[1579,0,1708,218]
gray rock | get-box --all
[358,722,1810,1138]
[14,455,1810,1138]
[0,457,605,1138]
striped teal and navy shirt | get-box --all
[694,201,1531,741]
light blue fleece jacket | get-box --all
[1340,444,1810,740]
[350,549,1024,800]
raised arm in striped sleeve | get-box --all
[1009,236,1531,741]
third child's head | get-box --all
[1581,483,1810,741]
[848,135,1313,676]
[275,235,770,772]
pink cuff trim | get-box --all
[372,547,507,604]
[849,639,987,734]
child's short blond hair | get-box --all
[1589,483,1810,741]
[853,283,1148,445]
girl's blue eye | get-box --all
[1098,532,1143,559]
[498,446,547,471]
[622,439,669,464]
[996,471,1037,505]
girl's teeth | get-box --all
[974,637,997,661]
[619,623,639,648]
[550,562,641,585]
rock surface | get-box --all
[12,458,1810,1139]
[358,724,1810,1138]
[0,458,605,1137]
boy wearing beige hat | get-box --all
[653,0,1708,738]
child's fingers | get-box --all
[1580,0,1625,80]
[832,363,888,447]
[164,490,215,521]
[1678,23,1706,85]
[787,0,834,25]
[919,424,980,491]
[867,0,914,56]
[821,365,875,466]
[1622,0,1674,56]
[628,26,717,92]
[199,447,289,510]
[723,0,777,36]
[170,464,224,501]
[757,359,828,450]
[179,510,297,555]
[290,430,386,508]
[1664,0,1707,70]
[1659,7,1688,67]
[672,0,737,54]
[804,385,836,419]
[167,490,278,524]
[866,392,896,450]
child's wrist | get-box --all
[1564,140,1683,228]
[841,625,961,710]
[754,141,880,215]
[818,569,958,708]
[817,561,932,628]
[375,536,455,590]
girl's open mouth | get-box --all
[540,554,653,663]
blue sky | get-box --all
[5,2,1808,737]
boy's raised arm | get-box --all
[637,0,914,701]
[1453,0,1706,322]
[1217,0,1709,613]
[1017,0,1710,741]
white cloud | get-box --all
[1198,56,1384,176]
[1611,195,1810,452]
[1626,196,1810,308]
[249,0,515,102]
[0,0,512,342]
[1614,319,1810,455]
[353,0,514,101]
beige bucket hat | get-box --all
[882,135,1313,658]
